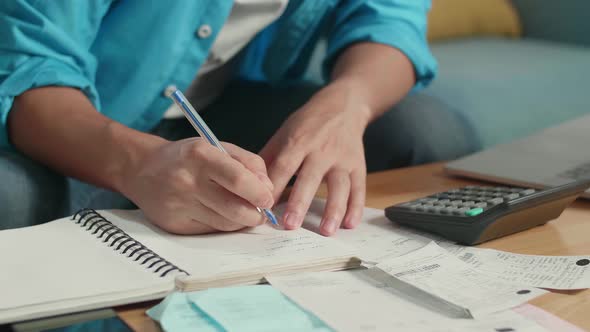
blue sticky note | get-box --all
[188,285,333,332]
[147,292,222,332]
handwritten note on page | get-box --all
[376,242,547,317]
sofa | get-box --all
[307,0,590,150]
[426,0,590,148]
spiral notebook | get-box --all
[0,209,359,324]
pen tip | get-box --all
[264,209,279,226]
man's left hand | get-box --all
[260,81,370,236]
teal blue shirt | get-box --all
[0,0,437,149]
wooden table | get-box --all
[117,162,590,331]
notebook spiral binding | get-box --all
[71,209,189,278]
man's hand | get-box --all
[261,43,416,236]
[121,139,274,234]
[261,81,370,236]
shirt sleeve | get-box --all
[0,1,111,149]
[324,0,438,91]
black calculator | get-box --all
[385,179,590,245]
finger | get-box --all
[259,133,282,166]
[155,215,217,235]
[342,168,366,229]
[223,143,273,191]
[189,201,250,232]
[203,149,274,209]
[320,169,351,236]
[198,179,267,228]
[283,155,330,230]
[267,151,305,203]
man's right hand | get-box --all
[10,87,273,235]
[121,138,275,234]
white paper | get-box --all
[376,242,547,317]
[448,245,590,289]
[268,270,548,332]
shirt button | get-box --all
[196,24,212,39]
[163,85,177,97]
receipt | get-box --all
[268,270,549,332]
[376,242,547,317]
[448,246,590,289]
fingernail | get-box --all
[322,218,338,235]
[256,172,274,191]
[283,212,300,229]
[343,215,359,229]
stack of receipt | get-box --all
[149,200,588,331]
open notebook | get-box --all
[0,209,359,324]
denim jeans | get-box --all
[0,82,480,230]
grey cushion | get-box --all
[512,0,590,46]
[426,38,590,147]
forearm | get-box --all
[8,87,165,192]
[330,42,416,124]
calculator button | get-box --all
[465,207,484,216]
[487,197,504,205]
[504,193,520,200]
[438,199,450,204]
[450,200,463,206]
[448,188,461,193]
[463,201,476,207]
[407,204,421,210]
[475,202,488,208]
[520,189,536,195]
[455,207,469,215]
[444,207,458,214]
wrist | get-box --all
[103,121,168,195]
[323,78,374,128]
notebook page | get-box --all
[100,210,358,280]
[0,217,170,312]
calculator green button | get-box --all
[465,208,484,216]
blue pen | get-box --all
[166,87,279,226]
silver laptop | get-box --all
[446,113,590,199]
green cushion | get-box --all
[426,38,590,147]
